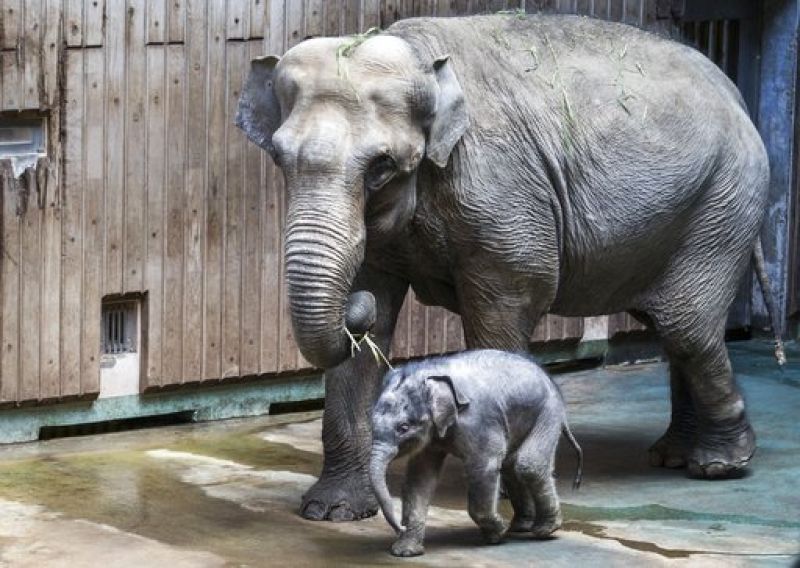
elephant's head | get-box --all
[369,369,470,533]
[235,35,469,368]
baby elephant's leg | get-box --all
[391,449,446,557]
[465,458,508,544]
[502,458,536,532]
[517,424,563,538]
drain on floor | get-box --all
[38,411,196,440]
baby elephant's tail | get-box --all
[562,422,583,490]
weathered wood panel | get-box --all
[60,50,84,398]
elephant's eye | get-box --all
[365,155,396,192]
[397,423,410,434]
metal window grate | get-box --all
[102,301,138,354]
[0,117,47,158]
[680,19,741,81]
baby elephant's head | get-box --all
[369,369,470,533]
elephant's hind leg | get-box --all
[648,362,698,469]
[515,418,562,538]
[501,458,536,532]
[645,263,755,478]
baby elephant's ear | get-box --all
[426,375,469,438]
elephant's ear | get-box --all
[426,56,469,168]
[235,55,282,154]
[426,375,470,438]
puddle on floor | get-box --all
[0,426,413,567]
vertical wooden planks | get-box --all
[147,0,167,44]
[39,157,62,400]
[162,45,186,385]
[305,0,324,37]
[424,305,444,355]
[223,41,246,379]
[41,0,62,110]
[238,42,263,375]
[60,51,84,398]
[363,0,381,29]
[64,0,83,46]
[104,0,125,295]
[608,0,623,21]
[168,0,186,42]
[21,0,42,109]
[82,48,105,396]
[409,295,427,357]
[125,1,147,294]
[344,0,359,34]
[391,296,411,360]
[250,0,267,39]
[0,161,20,403]
[285,1,303,50]
[204,0,226,381]
[18,168,42,401]
[324,0,342,36]
[1,52,20,110]
[182,0,207,382]
[227,0,248,39]
[1,0,22,49]
[260,8,283,373]
[85,0,105,46]
[144,45,166,387]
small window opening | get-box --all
[102,300,139,354]
[0,115,47,158]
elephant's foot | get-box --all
[686,419,756,479]
[478,517,508,545]
[648,427,694,469]
[508,515,535,533]
[300,472,378,521]
[531,511,562,539]
[390,534,425,557]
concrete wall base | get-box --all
[0,374,324,444]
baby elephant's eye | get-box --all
[396,423,410,434]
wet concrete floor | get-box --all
[0,340,797,567]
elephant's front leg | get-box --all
[390,449,446,557]
[465,457,508,544]
[300,268,409,521]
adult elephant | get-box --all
[236,14,781,521]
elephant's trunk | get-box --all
[369,444,403,534]
[284,185,375,369]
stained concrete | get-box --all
[0,340,797,567]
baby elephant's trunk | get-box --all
[369,444,404,534]
[562,422,583,490]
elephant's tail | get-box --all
[752,238,787,367]
[562,422,583,490]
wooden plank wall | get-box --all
[0,0,664,405]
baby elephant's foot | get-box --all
[531,512,562,539]
[390,535,425,558]
[479,517,509,545]
[509,515,535,533]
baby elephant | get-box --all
[369,349,582,557]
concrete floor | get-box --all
[0,340,797,567]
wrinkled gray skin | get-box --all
[370,350,582,557]
[236,14,773,521]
